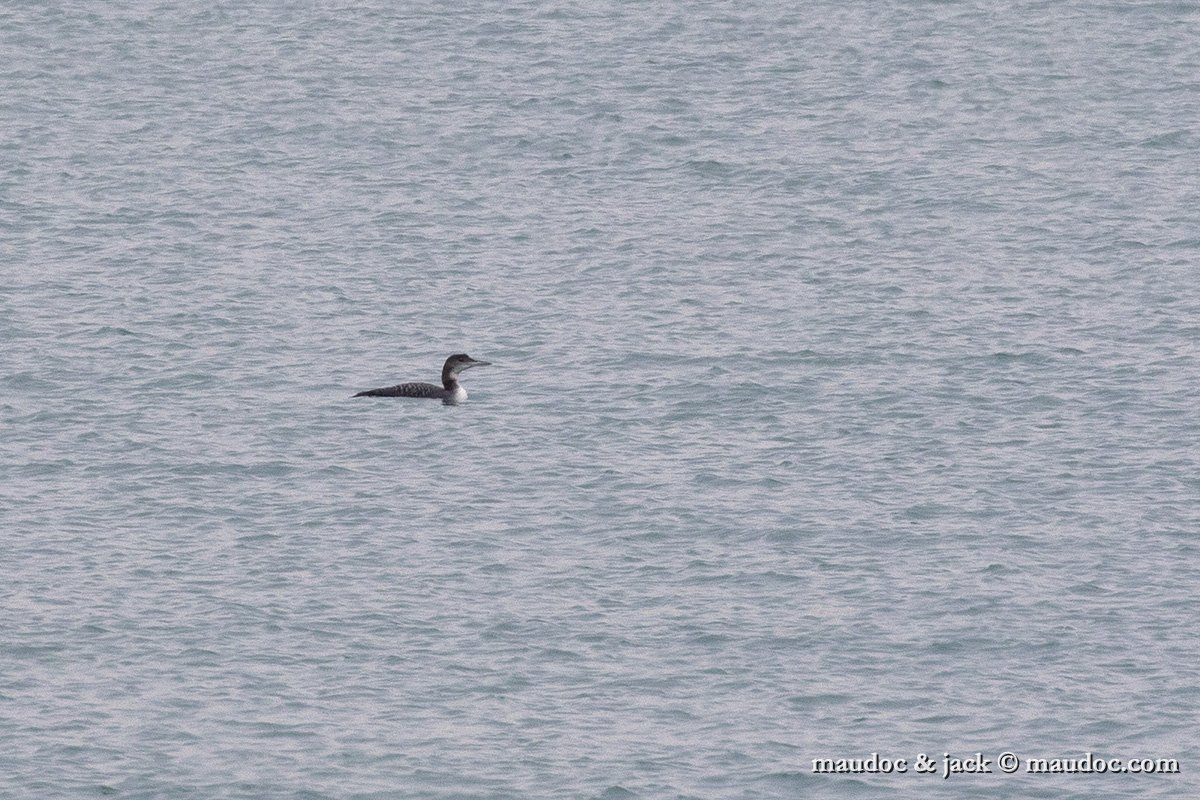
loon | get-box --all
[353,354,491,405]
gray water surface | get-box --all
[2,2,1198,798]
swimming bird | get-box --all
[353,354,491,405]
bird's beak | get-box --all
[471,359,492,367]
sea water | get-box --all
[2,2,1197,798]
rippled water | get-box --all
[3,2,1198,798]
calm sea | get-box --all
[2,2,1197,798]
